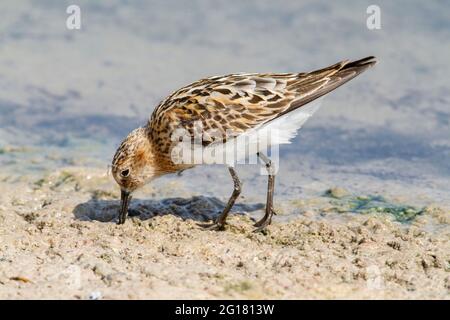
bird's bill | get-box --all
[118,189,132,224]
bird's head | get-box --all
[111,127,156,224]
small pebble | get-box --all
[88,291,102,300]
[326,187,349,199]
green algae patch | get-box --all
[34,178,47,188]
[224,280,253,294]
[325,192,424,222]
[52,171,77,189]
[91,189,118,200]
[0,146,33,156]
[0,146,31,154]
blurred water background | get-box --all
[0,0,449,207]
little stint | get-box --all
[112,56,377,231]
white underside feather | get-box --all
[203,98,323,166]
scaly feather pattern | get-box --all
[148,56,376,156]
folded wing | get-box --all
[149,56,377,153]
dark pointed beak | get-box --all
[118,189,132,224]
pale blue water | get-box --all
[0,0,449,206]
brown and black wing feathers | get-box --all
[276,56,377,118]
[149,56,376,151]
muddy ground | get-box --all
[0,167,448,299]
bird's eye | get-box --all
[120,169,130,177]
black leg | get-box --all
[201,166,242,230]
[254,152,277,232]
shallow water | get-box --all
[1,0,449,211]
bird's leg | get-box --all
[201,166,242,231]
[254,152,277,232]
[177,169,185,176]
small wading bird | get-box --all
[112,56,376,231]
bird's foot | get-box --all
[253,207,276,232]
[198,213,227,231]
[198,220,226,231]
[253,219,272,233]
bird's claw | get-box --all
[198,219,226,231]
[252,207,276,232]
[252,219,271,233]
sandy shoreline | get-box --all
[0,167,448,299]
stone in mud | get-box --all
[325,187,349,199]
